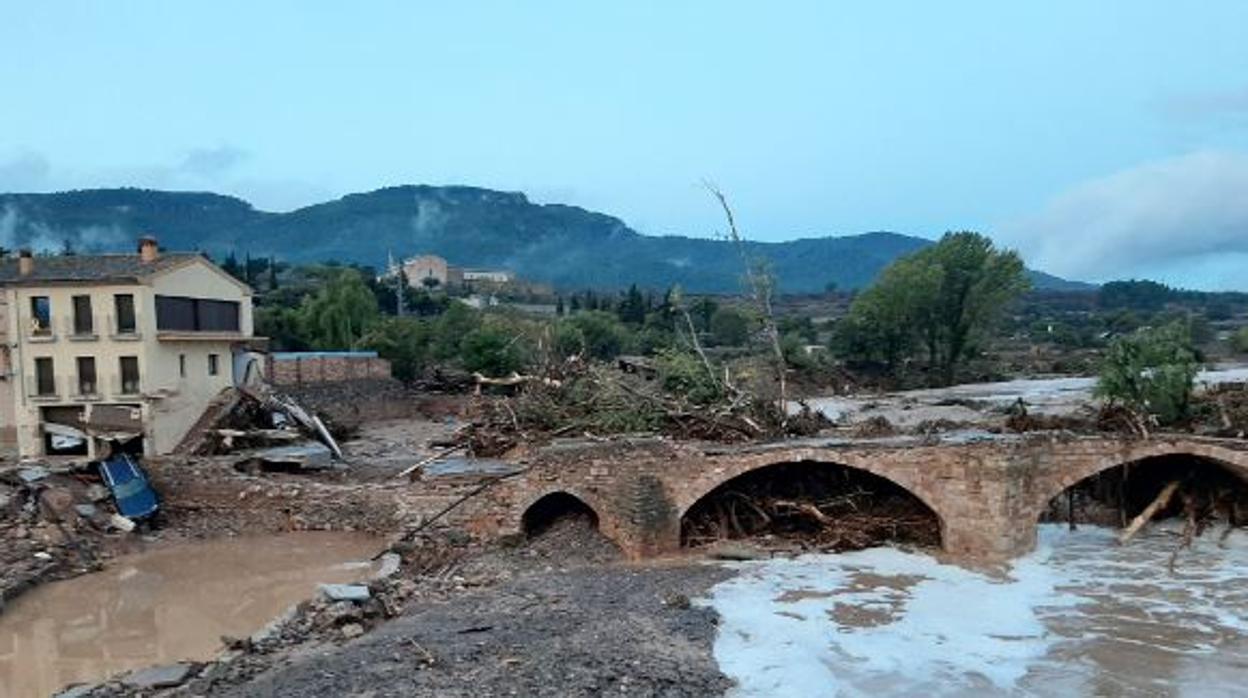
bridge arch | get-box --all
[516,487,617,538]
[675,452,946,549]
[1030,440,1248,523]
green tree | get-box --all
[708,306,752,346]
[1231,327,1248,354]
[297,268,380,348]
[460,325,526,376]
[617,284,647,325]
[1096,322,1199,426]
[359,317,431,382]
[565,310,630,359]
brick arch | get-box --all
[515,486,619,540]
[672,449,948,544]
[1029,440,1248,521]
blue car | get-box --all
[97,453,160,520]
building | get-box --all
[393,254,511,289]
[0,237,256,458]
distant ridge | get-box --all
[0,186,1092,293]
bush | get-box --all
[460,326,527,377]
[709,306,753,346]
[566,311,631,360]
[1095,322,1199,425]
[655,350,724,405]
[1233,328,1248,354]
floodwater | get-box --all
[0,532,380,698]
[704,523,1248,697]
[799,364,1248,427]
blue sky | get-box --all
[2,2,1247,289]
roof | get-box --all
[0,253,205,286]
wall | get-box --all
[268,354,393,385]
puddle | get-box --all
[0,532,380,698]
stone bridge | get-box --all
[464,433,1248,561]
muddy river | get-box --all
[704,523,1248,696]
[0,532,379,698]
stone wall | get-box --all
[268,354,392,386]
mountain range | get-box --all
[0,186,1089,293]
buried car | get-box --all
[96,452,160,520]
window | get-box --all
[155,295,240,332]
[29,296,51,336]
[119,356,140,394]
[34,357,55,396]
[179,354,187,378]
[208,353,220,376]
[72,295,94,335]
[115,294,137,334]
[77,357,97,395]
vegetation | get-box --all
[1096,322,1200,428]
[838,231,1030,384]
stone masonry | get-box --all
[462,433,1248,562]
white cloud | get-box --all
[1003,150,1248,290]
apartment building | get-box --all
[0,237,255,458]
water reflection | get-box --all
[0,532,378,698]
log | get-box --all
[1119,480,1180,545]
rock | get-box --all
[74,503,98,519]
[341,623,364,639]
[706,541,768,561]
[39,487,76,522]
[373,553,402,580]
[122,662,195,689]
[18,466,50,484]
[320,583,371,602]
[109,514,136,532]
[53,684,98,698]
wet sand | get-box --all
[0,532,380,698]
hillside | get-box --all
[0,186,1089,293]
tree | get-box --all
[617,284,647,325]
[565,311,630,360]
[555,295,565,317]
[360,317,431,382]
[708,306,752,346]
[297,268,380,349]
[844,231,1028,384]
[1232,327,1248,355]
[460,326,526,377]
[221,251,243,281]
[1096,322,1199,428]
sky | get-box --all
[2,2,1247,289]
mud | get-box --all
[0,532,379,698]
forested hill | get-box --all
[0,186,1088,292]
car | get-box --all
[96,452,160,520]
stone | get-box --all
[320,583,371,602]
[109,514,136,532]
[74,503,98,518]
[707,541,767,561]
[53,684,98,698]
[122,662,195,689]
[372,552,402,580]
[341,623,364,639]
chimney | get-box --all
[138,236,159,263]
[18,249,33,276]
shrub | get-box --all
[1095,322,1199,425]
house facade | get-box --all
[0,237,255,459]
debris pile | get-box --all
[681,462,941,552]
[185,385,347,472]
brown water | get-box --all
[0,532,379,698]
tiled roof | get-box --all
[0,253,202,285]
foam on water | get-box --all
[703,524,1248,697]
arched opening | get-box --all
[681,460,941,552]
[522,491,600,537]
[1041,454,1248,536]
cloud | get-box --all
[0,148,329,212]
[1003,150,1248,290]
[178,145,250,177]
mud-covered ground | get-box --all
[69,516,734,698]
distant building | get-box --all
[392,254,513,289]
[0,237,256,458]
